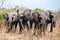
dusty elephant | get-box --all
[45,10,56,32]
[4,12,18,33]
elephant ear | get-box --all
[44,11,50,20]
[3,13,9,21]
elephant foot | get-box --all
[53,26,55,28]
[39,31,42,37]
[50,27,53,32]
[33,32,36,35]
[13,30,16,33]
[19,31,23,34]
[39,33,42,37]
[6,30,10,33]
[27,29,31,33]
[19,32,22,34]
[43,32,46,35]
[33,32,37,35]
[38,32,42,37]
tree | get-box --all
[0,0,5,8]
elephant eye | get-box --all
[12,17,13,20]
[39,17,42,19]
[38,16,42,20]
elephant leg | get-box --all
[21,20,24,30]
[19,22,23,33]
[13,21,18,32]
[34,22,38,35]
[7,22,13,33]
[39,24,43,36]
[45,23,48,31]
[43,24,46,35]
[27,21,31,30]
[30,20,33,29]
[50,23,53,32]
[52,21,56,28]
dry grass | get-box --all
[0,17,60,40]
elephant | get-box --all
[37,11,56,36]
[32,11,40,34]
[17,10,25,33]
[4,12,18,33]
[38,12,50,35]
[32,11,48,35]
[45,10,56,32]
[21,9,33,31]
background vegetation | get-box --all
[0,7,45,20]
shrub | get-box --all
[35,8,45,12]
[0,12,4,20]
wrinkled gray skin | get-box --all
[38,13,48,35]
[17,10,25,33]
[38,11,56,35]
[32,11,47,35]
[4,12,18,33]
[21,9,33,30]
[32,11,56,35]
[45,11,56,32]
[32,11,40,34]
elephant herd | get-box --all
[4,9,56,36]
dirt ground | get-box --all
[0,17,60,40]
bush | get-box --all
[0,12,4,20]
[35,8,45,12]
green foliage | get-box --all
[0,8,17,20]
[0,7,45,20]
[35,8,45,12]
[0,12,4,20]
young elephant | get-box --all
[17,11,25,33]
[38,12,49,36]
[4,12,18,33]
[45,11,56,32]
[32,11,40,34]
